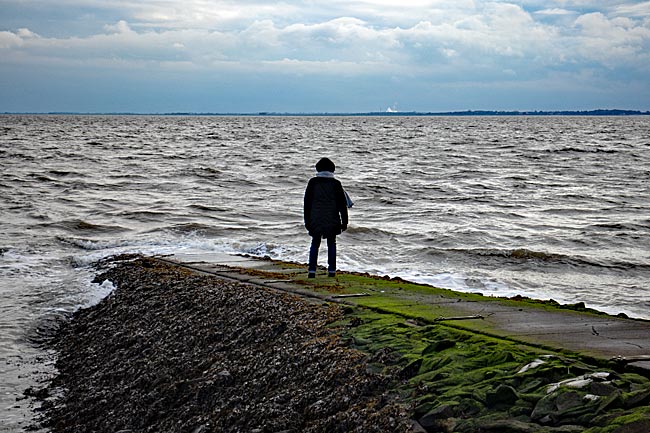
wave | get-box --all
[44,219,130,234]
[345,226,397,238]
[587,222,650,232]
[421,247,650,271]
[241,242,291,259]
[56,236,136,251]
[188,204,227,213]
[189,167,223,179]
[546,147,619,154]
[114,210,171,220]
[56,235,231,257]
[163,222,229,236]
[48,170,75,177]
[28,173,58,183]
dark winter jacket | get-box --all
[304,176,349,238]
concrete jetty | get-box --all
[166,251,650,375]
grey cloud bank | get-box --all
[1,0,649,112]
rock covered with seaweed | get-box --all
[33,255,411,432]
[348,311,650,433]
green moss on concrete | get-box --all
[339,307,650,432]
[216,257,650,432]
[235,259,624,338]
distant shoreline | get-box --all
[3,109,650,116]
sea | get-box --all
[1,114,649,430]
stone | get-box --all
[555,391,582,412]
[597,389,622,413]
[418,404,457,431]
[215,369,233,385]
[457,398,482,417]
[590,381,618,397]
[473,419,541,433]
[399,358,423,379]
[424,404,456,420]
[531,394,557,423]
[622,388,650,409]
[549,426,584,432]
[422,339,456,355]
[613,418,650,433]
[486,384,519,408]
[414,401,436,419]
[410,420,428,433]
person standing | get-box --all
[304,157,349,278]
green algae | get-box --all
[222,258,650,432]
[340,308,650,432]
[237,259,621,328]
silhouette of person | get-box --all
[303,157,349,277]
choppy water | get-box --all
[1,114,649,430]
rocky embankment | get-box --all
[28,255,650,433]
[31,255,412,432]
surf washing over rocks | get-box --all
[1,114,649,430]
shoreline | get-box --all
[28,254,650,432]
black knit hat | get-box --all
[315,157,335,173]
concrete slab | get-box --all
[170,251,270,268]
[165,253,650,374]
[631,361,650,371]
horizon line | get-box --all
[2,108,650,116]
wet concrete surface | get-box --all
[167,252,650,374]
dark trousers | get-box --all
[308,235,336,273]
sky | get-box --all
[1,0,649,113]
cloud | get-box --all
[16,28,40,38]
[612,1,650,18]
[258,57,393,76]
[2,4,647,77]
[0,31,24,49]
[1,1,649,111]
[572,12,650,67]
[535,8,577,16]
[104,20,135,34]
[0,27,39,49]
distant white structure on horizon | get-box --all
[386,107,398,113]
